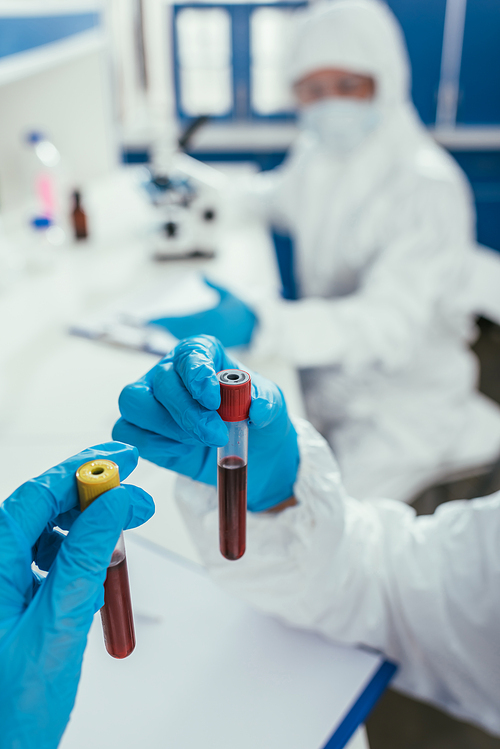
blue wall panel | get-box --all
[386,0,447,125]
[232,5,251,119]
[0,14,100,59]
[457,0,500,124]
[451,151,500,251]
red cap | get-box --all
[217,369,251,422]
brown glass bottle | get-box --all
[72,190,88,240]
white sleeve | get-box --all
[176,418,500,736]
[220,141,310,227]
[219,161,294,227]
[250,179,474,372]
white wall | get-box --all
[0,38,118,218]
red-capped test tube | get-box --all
[217,369,251,560]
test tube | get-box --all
[76,459,136,659]
[217,369,251,561]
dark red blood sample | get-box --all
[218,455,247,560]
[101,557,136,659]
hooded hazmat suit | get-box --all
[245,0,500,501]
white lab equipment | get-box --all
[240,0,500,501]
[143,153,222,260]
[176,417,500,738]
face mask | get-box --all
[299,98,381,155]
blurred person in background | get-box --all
[154,0,500,502]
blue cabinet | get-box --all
[452,151,500,251]
[386,0,447,125]
[457,0,500,124]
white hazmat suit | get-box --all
[245,0,500,501]
[176,418,500,736]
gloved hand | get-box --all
[148,279,257,348]
[0,442,154,749]
[113,335,299,512]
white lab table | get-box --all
[0,167,369,749]
[0,167,305,559]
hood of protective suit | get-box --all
[288,0,411,110]
[266,0,471,301]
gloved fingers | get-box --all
[0,506,34,619]
[173,336,280,430]
[173,335,239,411]
[33,527,66,572]
[49,507,81,533]
[0,481,151,628]
[117,377,200,445]
[120,483,155,529]
[248,374,285,430]
[32,569,44,597]
[2,442,140,552]
[247,420,299,512]
[33,486,135,647]
[112,419,198,464]
[152,357,227,446]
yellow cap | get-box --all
[76,459,120,511]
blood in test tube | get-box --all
[218,456,247,560]
[100,538,135,659]
[217,370,251,561]
[76,459,136,659]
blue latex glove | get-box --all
[149,279,257,348]
[113,336,299,511]
[0,442,154,749]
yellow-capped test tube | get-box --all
[76,460,135,659]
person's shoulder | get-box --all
[405,140,468,193]
[391,138,473,213]
[382,134,475,235]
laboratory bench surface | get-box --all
[0,166,368,749]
